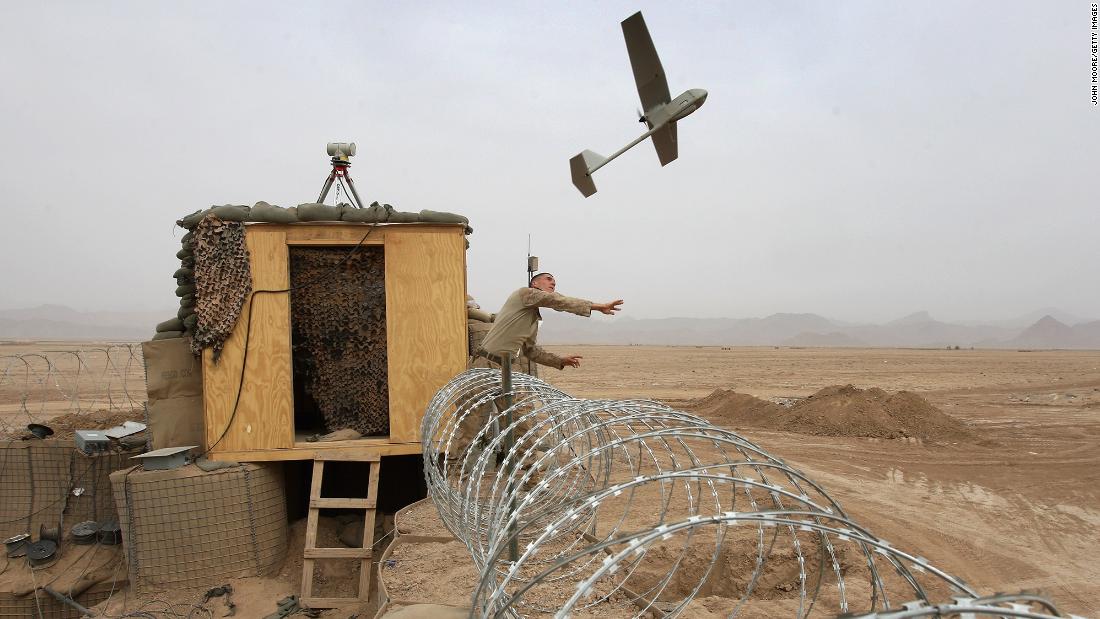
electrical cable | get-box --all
[192,225,376,461]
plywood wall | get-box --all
[203,229,294,453]
[202,224,467,454]
[384,230,468,442]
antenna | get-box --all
[527,234,538,285]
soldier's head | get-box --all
[529,272,555,293]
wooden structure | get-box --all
[200,222,468,462]
[301,452,380,608]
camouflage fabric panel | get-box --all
[190,216,252,359]
[290,246,389,436]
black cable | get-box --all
[192,225,377,460]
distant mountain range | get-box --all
[540,310,1100,350]
[3,304,1098,350]
[0,305,165,341]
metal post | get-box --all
[501,354,519,563]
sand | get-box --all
[4,343,1098,616]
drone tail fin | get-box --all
[570,150,604,198]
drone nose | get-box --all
[695,89,708,106]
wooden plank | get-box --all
[209,443,420,462]
[360,460,382,598]
[277,222,465,245]
[310,498,377,509]
[304,548,373,559]
[309,461,325,500]
[384,230,467,442]
[302,461,324,599]
[302,597,366,609]
[203,228,294,454]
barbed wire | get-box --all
[0,344,145,435]
[421,369,1075,619]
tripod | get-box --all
[317,156,365,209]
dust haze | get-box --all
[0,1,1097,325]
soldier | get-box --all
[452,273,623,458]
[473,272,623,370]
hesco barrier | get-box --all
[110,462,287,592]
[0,440,131,541]
[0,582,125,619]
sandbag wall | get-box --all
[0,440,130,540]
[110,462,287,592]
[155,201,471,342]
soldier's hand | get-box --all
[561,355,583,368]
[594,300,624,315]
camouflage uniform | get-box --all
[455,288,594,453]
[477,288,593,369]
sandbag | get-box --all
[180,294,195,306]
[175,276,192,287]
[419,209,468,224]
[177,305,195,320]
[249,201,299,223]
[152,330,183,340]
[387,209,420,223]
[175,284,196,297]
[173,267,194,279]
[156,317,184,333]
[177,209,208,229]
[182,313,198,330]
[209,204,251,221]
[341,202,388,223]
[176,248,192,260]
[296,202,344,221]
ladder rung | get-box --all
[302,596,366,609]
[304,547,373,559]
[310,498,377,509]
[316,453,381,462]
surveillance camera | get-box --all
[326,142,357,158]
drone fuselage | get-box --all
[644,89,709,129]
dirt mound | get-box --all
[684,389,781,423]
[2,408,145,440]
[686,385,972,442]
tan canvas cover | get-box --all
[142,337,202,400]
[145,396,204,451]
[142,338,204,449]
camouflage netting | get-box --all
[155,201,471,345]
[110,462,287,593]
[190,216,252,359]
[290,247,389,436]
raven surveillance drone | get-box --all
[570,12,708,197]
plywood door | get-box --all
[202,228,294,453]
[384,230,467,442]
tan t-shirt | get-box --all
[479,288,593,369]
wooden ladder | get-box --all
[301,453,381,609]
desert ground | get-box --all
[542,345,1100,616]
[1,343,1097,616]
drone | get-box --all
[570,11,708,197]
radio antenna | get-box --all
[526,234,538,285]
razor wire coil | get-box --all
[421,368,1069,619]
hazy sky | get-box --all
[1,1,1096,323]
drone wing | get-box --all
[621,12,671,116]
[651,122,678,166]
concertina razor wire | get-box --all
[421,368,1078,619]
[0,344,145,436]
